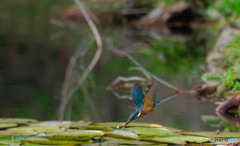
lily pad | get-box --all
[180,131,240,138]
[0,136,19,145]
[126,127,175,137]
[95,122,124,128]
[0,123,17,129]
[95,122,165,129]
[141,135,210,144]
[104,129,138,140]
[69,125,112,131]
[0,136,39,145]
[30,121,73,127]
[6,126,64,136]
[42,130,104,141]
[105,139,157,145]
[126,123,163,128]
[0,118,37,124]
[20,139,90,145]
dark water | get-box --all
[0,0,218,131]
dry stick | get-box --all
[58,0,103,120]
[158,93,180,105]
[111,76,147,87]
[58,40,93,120]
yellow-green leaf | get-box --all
[105,139,157,145]
[42,130,104,141]
[0,123,17,129]
[141,135,210,144]
[6,126,64,136]
[104,129,138,140]
[180,132,240,138]
[126,127,175,137]
[20,139,91,145]
[0,118,37,124]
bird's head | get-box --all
[122,109,142,128]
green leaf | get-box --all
[141,135,210,144]
[95,122,163,128]
[180,131,240,138]
[30,121,73,127]
[20,139,90,145]
[0,118,37,124]
[0,123,17,129]
[69,125,112,131]
[233,81,240,90]
[104,129,138,140]
[42,130,104,141]
[207,76,221,81]
[105,139,156,145]
[126,127,175,137]
[95,122,124,128]
[6,126,65,136]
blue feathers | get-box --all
[130,85,145,109]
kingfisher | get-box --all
[123,81,160,128]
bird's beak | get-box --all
[122,119,133,129]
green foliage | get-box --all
[87,0,125,12]
[201,115,240,132]
[147,37,207,75]
[202,36,240,98]
[199,0,240,22]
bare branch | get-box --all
[158,93,179,105]
[110,76,146,87]
[58,0,103,120]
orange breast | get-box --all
[140,97,155,117]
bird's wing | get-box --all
[143,81,159,108]
[130,84,145,108]
[139,81,160,117]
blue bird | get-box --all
[123,81,160,128]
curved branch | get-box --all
[58,0,103,120]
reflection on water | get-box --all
[0,0,218,131]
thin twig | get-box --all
[110,48,189,93]
[74,0,103,87]
[111,90,131,99]
[58,0,103,120]
[158,93,180,105]
[111,76,146,87]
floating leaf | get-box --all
[95,122,124,128]
[6,126,64,136]
[20,139,90,145]
[0,123,17,129]
[180,132,240,138]
[126,123,163,128]
[126,127,175,137]
[0,118,37,124]
[0,136,38,145]
[105,139,156,145]
[95,122,163,128]
[30,121,73,127]
[69,125,112,131]
[0,136,19,145]
[104,129,138,140]
[42,130,104,141]
[141,135,210,144]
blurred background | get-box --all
[0,0,239,131]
